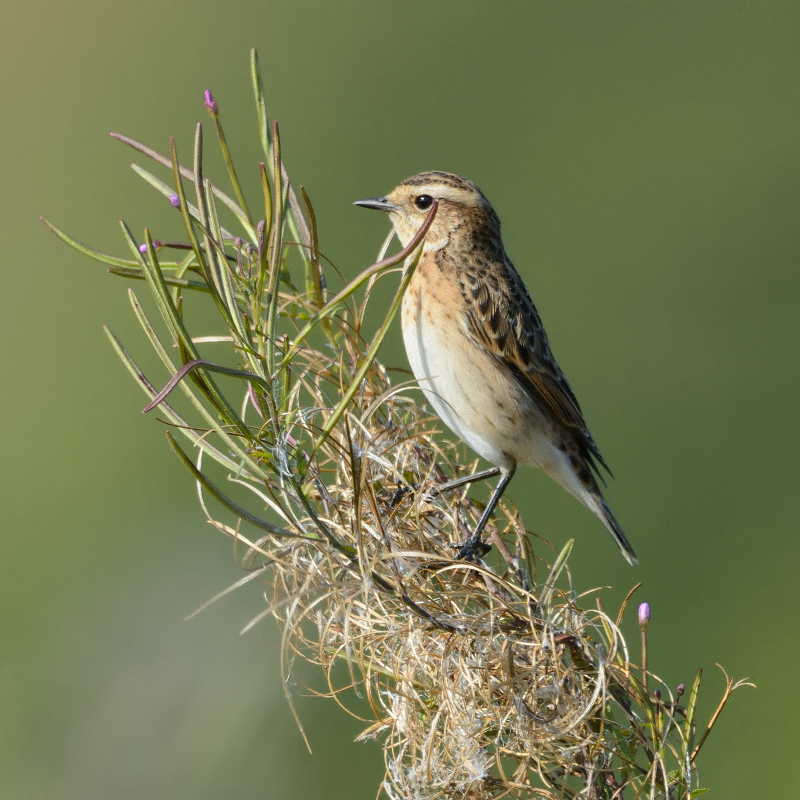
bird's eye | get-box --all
[414,194,434,210]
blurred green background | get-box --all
[3,2,798,797]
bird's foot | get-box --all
[389,483,414,510]
[454,537,492,561]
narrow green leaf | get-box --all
[250,48,270,158]
[265,120,284,378]
[108,267,212,294]
[42,217,141,269]
[210,110,254,228]
[284,167,311,255]
[249,48,309,275]
[124,224,254,443]
[125,289,267,478]
[111,132,255,240]
[541,539,574,606]
[301,186,327,311]
[169,136,210,287]
[144,358,272,413]
[253,164,271,332]
[203,178,248,342]
[682,669,703,766]
[183,127,248,344]
[128,163,237,244]
[166,432,306,539]
[104,324,243,475]
[120,222,181,346]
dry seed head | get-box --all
[171,240,714,798]
[223,296,641,799]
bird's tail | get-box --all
[585,493,639,566]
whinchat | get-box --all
[355,171,637,565]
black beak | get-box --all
[353,196,399,212]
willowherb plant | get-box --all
[44,49,752,800]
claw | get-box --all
[454,538,492,561]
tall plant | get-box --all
[43,49,751,799]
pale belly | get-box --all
[401,281,568,478]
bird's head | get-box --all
[355,171,500,251]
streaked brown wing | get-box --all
[459,257,611,474]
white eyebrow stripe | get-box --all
[417,185,481,205]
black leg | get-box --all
[456,467,515,561]
[437,466,501,494]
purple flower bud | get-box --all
[676,683,685,697]
[257,219,266,233]
[234,236,243,248]
[139,243,148,254]
[204,89,218,116]
[638,602,650,631]
[169,194,180,208]
[653,689,661,700]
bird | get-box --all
[354,171,637,565]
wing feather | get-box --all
[458,256,612,477]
